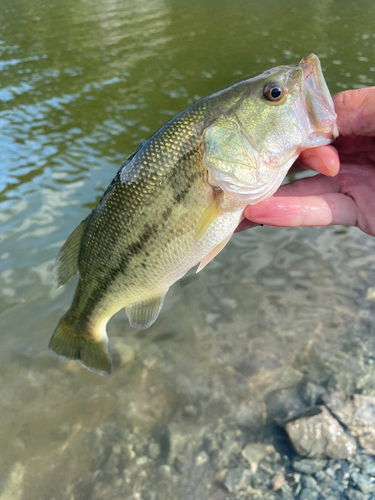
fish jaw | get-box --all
[296,53,338,146]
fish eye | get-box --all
[263,82,284,102]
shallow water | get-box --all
[1,0,375,498]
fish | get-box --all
[49,54,338,376]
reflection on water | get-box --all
[1,0,375,498]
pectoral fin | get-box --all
[125,290,168,330]
[197,235,232,273]
[55,217,89,287]
[195,194,224,242]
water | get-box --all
[1,0,375,498]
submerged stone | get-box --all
[324,392,375,455]
[223,467,249,492]
[284,406,356,459]
[292,458,327,474]
[241,443,274,473]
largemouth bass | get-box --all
[50,54,337,376]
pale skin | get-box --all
[238,87,375,237]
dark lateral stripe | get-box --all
[167,147,205,205]
[77,151,206,320]
[79,222,158,319]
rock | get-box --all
[292,458,327,475]
[366,287,375,300]
[213,434,243,470]
[299,488,318,500]
[114,344,135,366]
[324,392,375,454]
[266,387,306,422]
[136,456,149,466]
[0,463,25,500]
[241,443,274,473]
[271,472,285,491]
[148,443,160,460]
[205,313,220,324]
[219,298,237,309]
[284,406,356,459]
[235,401,264,429]
[299,380,326,406]
[214,468,228,484]
[157,465,172,478]
[223,467,249,492]
[301,475,319,491]
[358,455,375,476]
[350,471,375,494]
[167,423,195,472]
[182,404,198,418]
[102,449,119,476]
[313,471,326,483]
[195,451,209,466]
[345,488,368,500]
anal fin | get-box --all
[125,290,168,330]
[195,193,224,242]
[55,217,89,287]
[197,235,232,273]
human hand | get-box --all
[239,87,375,237]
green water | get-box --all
[1,0,375,498]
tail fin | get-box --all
[49,315,112,376]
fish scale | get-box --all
[50,54,337,376]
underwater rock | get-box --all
[148,443,161,460]
[223,467,249,492]
[167,423,196,472]
[284,406,356,459]
[350,471,375,494]
[114,344,135,366]
[271,472,285,491]
[265,387,306,422]
[0,463,25,500]
[345,488,368,500]
[298,380,326,406]
[195,450,209,466]
[241,443,275,473]
[292,458,327,475]
[324,392,375,454]
[235,400,264,430]
[299,488,319,500]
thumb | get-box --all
[334,87,375,136]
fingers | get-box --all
[334,87,375,136]
[243,193,357,228]
[297,145,340,176]
[274,174,338,197]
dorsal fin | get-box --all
[54,217,89,287]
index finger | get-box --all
[297,144,340,177]
[334,87,375,136]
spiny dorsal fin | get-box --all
[125,290,168,330]
[195,193,224,243]
[197,235,232,273]
[54,217,89,287]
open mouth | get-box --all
[299,54,338,139]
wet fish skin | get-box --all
[50,54,337,376]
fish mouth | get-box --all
[299,54,338,141]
